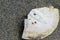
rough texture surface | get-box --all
[0,0,60,40]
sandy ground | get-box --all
[0,0,60,40]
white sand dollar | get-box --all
[22,6,59,39]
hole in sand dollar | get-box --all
[33,13,36,15]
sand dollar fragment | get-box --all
[22,6,59,40]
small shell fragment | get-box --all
[22,6,59,40]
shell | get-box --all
[22,6,59,40]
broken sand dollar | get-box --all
[22,6,59,39]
